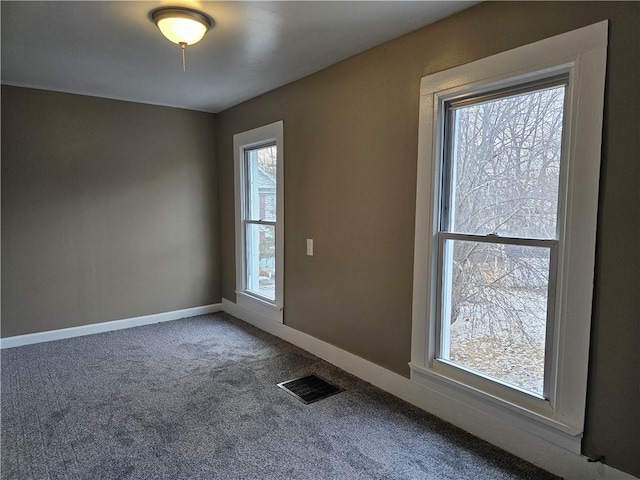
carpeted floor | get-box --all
[1,313,559,479]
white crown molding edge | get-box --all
[0,303,224,349]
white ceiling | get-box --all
[1,1,476,113]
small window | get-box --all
[234,121,284,321]
[244,144,278,301]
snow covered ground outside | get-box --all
[447,291,547,395]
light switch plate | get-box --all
[306,239,313,256]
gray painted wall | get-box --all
[216,2,639,476]
[1,1,638,477]
[1,86,220,337]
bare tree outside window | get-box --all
[440,84,566,395]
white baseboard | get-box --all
[221,298,638,480]
[0,303,224,349]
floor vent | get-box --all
[277,374,343,404]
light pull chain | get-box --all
[179,42,187,72]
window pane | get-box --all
[448,85,565,239]
[440,239,550,396]
[245,223,276,300]
[246,145,277,222]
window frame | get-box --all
[410,22,608,452]
[243,143,278,302]
[233,121,284,322]
[433,77,568,403]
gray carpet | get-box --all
[1,313,559,480]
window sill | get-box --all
[409,362,582,453]
[235,290,283,323]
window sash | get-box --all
[243,142,277,223]
[244,220,276,227]
[434,232,559,400]
[244,220,276,302]
[440,77,568,240]
[445,75,568,111]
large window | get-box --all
[438,80,566,398]
[234,121,284,321]
[411,22,607,452]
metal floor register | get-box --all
[277,374,343,404]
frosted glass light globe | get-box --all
[156,16,208,45]
[151,8,212,46]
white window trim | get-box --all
[410,21,607,452]
[233,121,284,323]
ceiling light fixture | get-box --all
[151,7,213,72]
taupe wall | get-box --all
[216,2,639,476]
[1,86,220,337]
